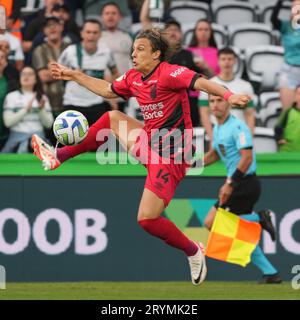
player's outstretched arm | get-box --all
[50,62,118,99]
[194,77,251,107]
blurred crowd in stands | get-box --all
[0,0,299,154]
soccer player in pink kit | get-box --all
[32,28,250,285]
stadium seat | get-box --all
[130,22,165,37]
[255,112,263,127]
[213,0,245,2]
[183,23,228,48]
[258,91,282,125]
[170,0,210,8]
[259,91,281,109]
[21,0,44,16]
[259,1,291,25]
[180,21,195,34]
[131,23,143,36]
[211,23,228,48]
[228,23,274,50]
[253,127,277,153]
[168,2,210,25]
[247,0,277,5]
[245,45,284,91]
[212,2,258,25]
[264,114,280,128]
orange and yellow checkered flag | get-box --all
[205,208,262,267]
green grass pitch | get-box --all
[0,282,298,300]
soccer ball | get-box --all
[53,110,89,146]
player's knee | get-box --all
[137,207,155,222]
[137,209,160,222]
[137,212,151,224]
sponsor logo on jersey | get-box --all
[170,67,187,78]
[140,102,164,112]
[133,81,142,86]
[140,102,164,120]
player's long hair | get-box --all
[136,28,179,62]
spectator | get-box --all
[1,0,22,39]
[84,0,131,19]
[271,0,300,109]
[165,20,199,71]
[187,19,219,78]
[23,0,64,54]
[0,48,19,149]
[31,3,81,50]
[100,2,133,112]
[186,19,219,128]
[58,19,119,125]
[1,66,53,153]
[32,16,70,115]
[198,47,256,146]
[101,2,132,75]
[52,3,81,40]
[164,19,203,126]
[0,33,24,71]
[275,85,300,152]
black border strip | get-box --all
[141,62,161,82]
[189,73,201,90]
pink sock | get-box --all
[57,112,111,163]
[138,217,198,256]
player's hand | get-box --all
[228,94,251,107]
[219,183,233,206]
[49,61,76,81]
[26,93,36,112]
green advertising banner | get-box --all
[0,176,299,282]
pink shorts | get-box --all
[132,134,189,207]
[144,161,188,207]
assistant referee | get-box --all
[203,92,281,284]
